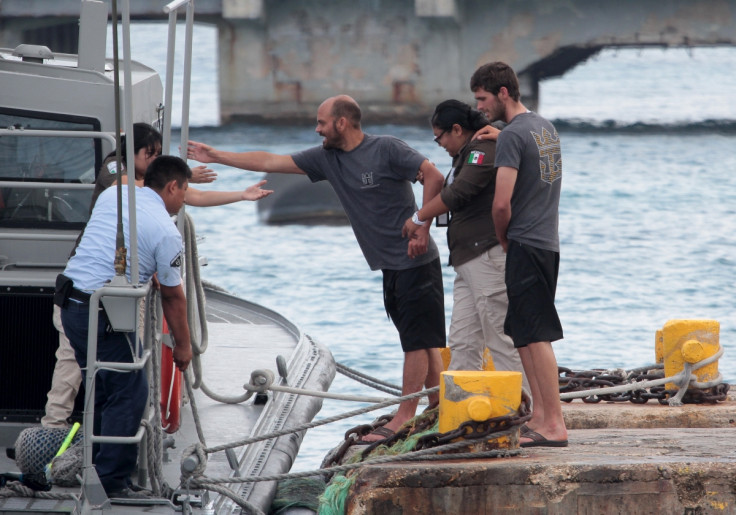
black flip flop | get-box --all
[520,430,568,448]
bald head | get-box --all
[322,95,362,129]
[316,95,365,151]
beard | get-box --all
[321,121,343,149]
[485,103,506,124]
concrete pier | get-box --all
[344,398,736,514]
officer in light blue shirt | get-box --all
[56,155,193,499]
[64,185,183,291]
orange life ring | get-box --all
[160,318,182,434]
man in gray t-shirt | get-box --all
[471,62,568,449]
[187,95,447,442]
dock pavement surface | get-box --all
[345,396,736,514]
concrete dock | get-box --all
[344,398,736,514]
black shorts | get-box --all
[504,241,563,347]
[382,258,446,352]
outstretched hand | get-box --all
[187,140,216,163]
[472,125,501,141]
[190,165,217,184]
[242,180,274,201]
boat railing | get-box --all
[72,0,201,509]
[77,281,154,509]
[162,0,195,159]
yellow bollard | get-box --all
[440,348,452,371]
[659,319,720,391]
[439,347,497,372]
[655,329,664,364]
[439,370,522,449]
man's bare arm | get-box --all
[492,166,517,252]
[420,160,445,208]
[160,283,192,372]
[187,140,305,175]
[405,160,444,258]
[402,161,447,240]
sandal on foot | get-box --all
[354,426,395,445]
[520,430,568,448]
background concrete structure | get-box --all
[1,0,735,123]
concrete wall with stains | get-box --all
[1,0,735,123]
[214,0,736,123]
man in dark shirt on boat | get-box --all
[471,62,568,448]
[55,156,193,498]
[187,95,446,442]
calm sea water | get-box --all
[119,24,736,472]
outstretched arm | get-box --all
[184,180,274,208]
[187,140,305,175]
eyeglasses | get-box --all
[433,130,447,145]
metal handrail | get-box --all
[162,0,194,160]
[81,283,151,468]
[0,181,93,190]
[0,128,116,146]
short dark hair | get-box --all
[431,99,489,132]
[469,62,521,101]
[143,155,191,190]
[331,97,361,128]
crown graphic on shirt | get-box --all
[530,127,559,149]
[530,127,562,184]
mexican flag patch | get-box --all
[467,150,485,164]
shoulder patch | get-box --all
[467,150,485,165]
[170,252,183,268]
[106,161,119,174]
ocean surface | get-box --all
[117,24,736,472]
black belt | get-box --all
[68,287,91,303]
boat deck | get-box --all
[0,286,335,514]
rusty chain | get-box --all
[324,393,532,467]
[558,366,730,404]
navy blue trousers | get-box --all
[61,301,148,493]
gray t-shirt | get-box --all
[494,112,562,252]
[292,134,439,270]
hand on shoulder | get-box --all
[472,125,501,142]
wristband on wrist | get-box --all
[412,211,425,225]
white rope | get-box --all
[183,213,209,390]
[244,382,398,403]
[335,362,402,395]
[189,429,523,486]
[200,387,437,455]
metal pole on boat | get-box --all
[121,0,139,285]
[179,1,194,160]
[110,0,127,279]
[162,5,177,155]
